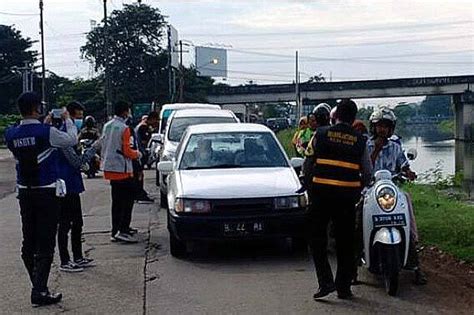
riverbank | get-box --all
[404,184,473,263]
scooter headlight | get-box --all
[376,186,397,212]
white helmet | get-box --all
[312,103,331,115]
[369,107,397,124]
[329,106,337,125]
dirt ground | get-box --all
[420,246,474,312]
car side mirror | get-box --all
[157,161,175,174]
[406,148,417,161]
[290,157,304,169]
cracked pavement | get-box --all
[0,155,472,314]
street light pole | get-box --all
[103,0,112,118]
[39,0,46,110]
[295,51,301,119]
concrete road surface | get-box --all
[0,160,471,314]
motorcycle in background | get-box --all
[80,139,100,178]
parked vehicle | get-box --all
[361,167,415,296]
[157,109,239,204]
[158,103,221,135]
[154,103,222,185]
[266,117,290,132]
[79,139,100,178]
[157,123,308,257]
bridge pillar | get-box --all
[454,91,474,142]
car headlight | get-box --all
[175,198,211,214]
[376,186,397,212]
[274,194,307,210]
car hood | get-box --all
[177,167,301,199]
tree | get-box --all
[81,4,167,103]
[419,95,453,117]
[0,25,37,113]
[0,25,37,77]
[180,66,215,103]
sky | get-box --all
[1,0,473,106]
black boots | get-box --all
[31,290,62,307]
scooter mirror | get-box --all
[407,148,418,160]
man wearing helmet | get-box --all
[78,116,100,142]
[368,107,427,285]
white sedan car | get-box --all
[158,123,308,257]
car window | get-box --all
[159,109,174,133]
[168,117,237,142]
[179,132,288,170]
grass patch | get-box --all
[276,128,297,158]
[404,183,474,262]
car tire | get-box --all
[169,232,186,258]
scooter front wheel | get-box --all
[379,243,401,296]
[384,271,399,296]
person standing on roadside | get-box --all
[56,101,95,273]
[5,92,78,306]
[308,99,372,300]
[292,116,308,157]
[100,101,141,243]
[133,111,159,203]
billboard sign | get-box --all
[195,46,227,78]
[168,25,179,69]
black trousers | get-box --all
[133,160,148,200]
[110,178,135,236]
[58,194,83,264]
[309,186,358,294]
[18,188,59,293]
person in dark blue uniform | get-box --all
[5,92,78,307]
[57,101,95,272]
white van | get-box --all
[158,103,221,135]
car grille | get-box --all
[211,198,274,215]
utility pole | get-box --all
[178,40,184,103]
[167,25,174,103]
[295,51,301,119]
[18,62,34,93]
[39,0,46,110]
[103,0,112,118]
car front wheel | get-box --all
[169,232,186,258]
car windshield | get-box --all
[179,132,288,170]
[168,116,236,142]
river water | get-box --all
[401,133,474,198]
[402,137,455,177]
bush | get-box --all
[0,114,21,144]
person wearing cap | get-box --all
[5,92,78,306]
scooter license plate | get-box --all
[372,214,406,228]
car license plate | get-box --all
[372,214,407,228]
[223,222,264,236]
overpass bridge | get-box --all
[208,75,474,142]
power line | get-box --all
[183,20,473,37]
[0,11,37,16]
[231,49,474,64]
[229,46,474,65]
[233,34,474,51]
